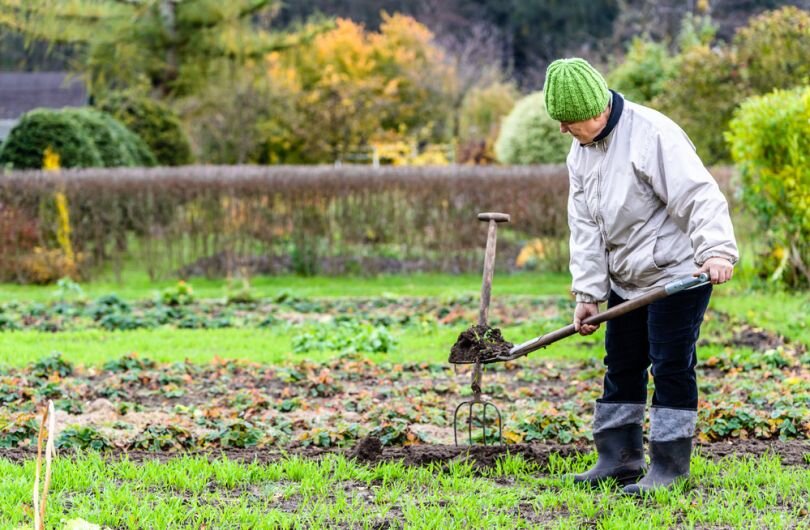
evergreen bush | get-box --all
[494,92,570,165]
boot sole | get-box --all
[572,470,645,488]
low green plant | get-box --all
[368,419,424,446]
[160,280,195,306]
[0,413,39,448]
[130,424,195,451]
[30,353,73,378]
[0,314,20,331]
[292,319,396,355]
[299,423,362,448]
[204,418,264,448]
[52,277,85,302]
[103,353,156,373]
[505,403,588,444]
[87,294,131,320]
[56,425,114,451]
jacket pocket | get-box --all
[652,221,692,270]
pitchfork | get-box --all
[452,212,509,446]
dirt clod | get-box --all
[449,324,513,364]
[352,436,383,461]
[729,327,785,351]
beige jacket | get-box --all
[567,98,738,303]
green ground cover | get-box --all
[2,452,808,529]
[0,271,573,303]
[2,272,805,368]
[1,272,808,529]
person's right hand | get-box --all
[574,302,600,335]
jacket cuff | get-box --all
[695,251,738,267]
[574,292,604,304]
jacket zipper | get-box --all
[595,142,612,274]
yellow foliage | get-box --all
[515,239,548,269]
[263,14,456,163]
[42,146,60,171]
[19,247,83,284]
[503,429,525,444]
[54,192,76,277]
[370,141,451,166]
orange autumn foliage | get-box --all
[262,14,456,163]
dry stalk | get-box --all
[32,400,56,530]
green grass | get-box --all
[0,271,572,303]
[1,272,806,369]
[0,321,607,368]
[2,452,808,529]
[710,290,810,346]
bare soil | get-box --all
[3,439,807,468]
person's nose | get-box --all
[560,123,568,134]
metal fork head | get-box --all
[453,360,502,446]
[453,398,503,446]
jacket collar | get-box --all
[580,89,624,149]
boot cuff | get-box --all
[593,402,645,434]
[650,406,697,442]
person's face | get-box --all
[558,107,610,144]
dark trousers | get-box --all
[599,283,712,410]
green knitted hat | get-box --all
[543,58,610,122]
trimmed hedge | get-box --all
[0,108,104,169]
[62,108,134,167]
[98,93,193,166]
[0,108,156,170]
[0,165,736,283]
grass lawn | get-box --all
[1,271,805,369]
[2,452,808,529]
[0,271,573,303]
[0,321,610,368]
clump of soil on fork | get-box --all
[449,324,513,364]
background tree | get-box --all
[651,5,810,164]
[727,86,810,287]
[607,37,675,104]
[733,6,810,94]
[457,81,520,164]
[652,44,740,165]
[0,0,321,98]
[259,14,455,164]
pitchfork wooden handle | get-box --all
[478,212,510,326]
[499,273,711,362]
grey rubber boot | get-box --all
[571,402,646,486]
[623,406,696,495]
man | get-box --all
[543,58,738,495]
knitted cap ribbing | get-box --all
[543,58,610,122]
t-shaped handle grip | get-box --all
[478,212,510,326]
[478,212,511,223]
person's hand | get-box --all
[695,257,734,284]
[574,302,600,335]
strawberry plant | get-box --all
[57,425,114,451]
